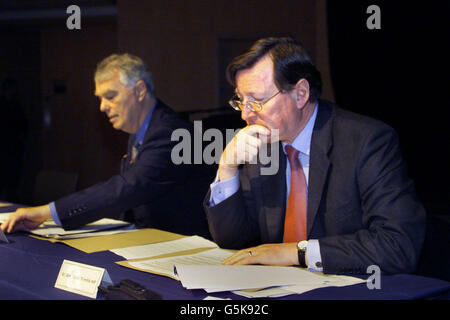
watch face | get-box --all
[297,240,307,251]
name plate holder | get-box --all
[0,227,9,243]
[55,259,113,299]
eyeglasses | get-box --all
[228,90,282,113]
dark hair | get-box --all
[226,37,322,102]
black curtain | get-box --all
[326,1,449,216]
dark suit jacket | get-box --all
[55,100,211,239]
[204,100,426,274]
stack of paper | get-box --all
[174,264,364,296]
[232,273,366,298]
[3,208,366,298]
[31,218,132,239]
[175,265,310,291]
[114,237,365,298]
[0,212,132,240]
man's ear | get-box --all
[294,78,310,109]
[135,80,147,101]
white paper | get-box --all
[129,248,233,280]
[30,218,130,238]
[110,235,218,260]
[232,286,297,298]
[51,226,137,240]
[233,273,366,298]
[203,296,232,300]
[233,273,366,297]
[175,265,308,291]
[175,265,365,294]
[0,214,133,239]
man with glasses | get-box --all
[204,37,425,274]
[2,53,211,239]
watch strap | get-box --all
[297,248,307,268]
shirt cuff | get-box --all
[306,239,323,272]
[49,202,62,226]
[209,171,239,206]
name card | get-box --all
[55,259,113,298]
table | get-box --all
[1,203,449,303]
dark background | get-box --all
[327,1,449,218]
[0,1,448,215]
[0,0,448,281]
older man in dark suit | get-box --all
[204,37,425,274]
[2,53,211,239]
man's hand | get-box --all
[222,243,302,266]
[218,124,272,181]
[0,205,51,233]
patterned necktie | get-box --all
[283,145,307,242]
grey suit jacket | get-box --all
[204,100,425,274]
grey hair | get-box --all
[95,53,155,96]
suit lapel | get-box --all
[307,101,333,237]
[122,100,163,173]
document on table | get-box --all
[174,265,365,295]
[0,212,131,238]
[31,219,131,238]
[11,218,131,238]
[114,235,365,297]
[110,235,218,260]
[124,248,233,280]
[58,228,184,253]
[51,227,137,240]
[232,273,366,298]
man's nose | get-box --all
[241,104,254,122]
[99,99,108,113]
